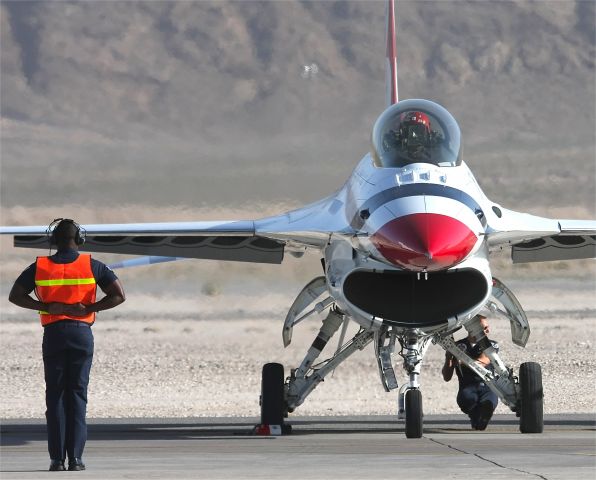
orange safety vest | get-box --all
[34,254,97,326]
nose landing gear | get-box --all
[405,388,423,438]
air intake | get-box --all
[343,268,488,328]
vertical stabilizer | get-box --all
[385,0,398,106]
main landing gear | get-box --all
[258,307,375,435]
[257,362,291,435]
[519,362,544,433]
[436,316,544,435]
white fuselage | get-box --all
[324,154,494,334]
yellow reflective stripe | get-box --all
[39,311,49,315]
[35,278,96,287]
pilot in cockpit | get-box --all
[372,99,461,169]
[382,111,443,163]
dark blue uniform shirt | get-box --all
[455,337,499,387]
[15,248,118,294]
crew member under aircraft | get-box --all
[442,315,499,430]
[8,219,125,472]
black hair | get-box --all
[54,220,78,244]
[47,218,86,246]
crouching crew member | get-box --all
[442,315,499,430]
[8,219,125,471]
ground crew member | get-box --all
[442,315,499,430]
[8,218,125,471]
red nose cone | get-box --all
[371,213,477,271]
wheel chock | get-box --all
[253,424,292,435]
[253,424,282,436]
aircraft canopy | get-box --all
[371,99,462,168]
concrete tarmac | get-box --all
[1,415,594,480]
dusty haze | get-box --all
[0,0,594,211]
[0,1,594,419]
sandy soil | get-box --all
[0,279,594,420]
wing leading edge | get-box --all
[486,209,596,263]
[3,193,356,265]
[5,220,281,263]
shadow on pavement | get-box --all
[2,415,594,446]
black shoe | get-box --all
[68,458,86,471]
[475,401,494,431]
[49,459,65,471]
[467,408,480,430]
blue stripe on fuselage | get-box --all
[349,183,486,230]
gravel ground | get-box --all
[0,290,594,419]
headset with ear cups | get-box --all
[46,218,86,246]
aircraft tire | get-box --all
[519,362,543,434]
[260,362,285,427]
[405,388,423,438]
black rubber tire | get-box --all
[405,388,423,438]
[260,363,285,426]
[519,362,544,433]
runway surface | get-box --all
[1,415,594,479]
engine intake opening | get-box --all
[343,268,488,328]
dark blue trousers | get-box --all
[457,382,498,420]
[42,321,93,461]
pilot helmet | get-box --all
[400,111,431,132]
[393,110,431,160]
[371,98,462,168]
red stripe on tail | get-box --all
[386,0,398,105]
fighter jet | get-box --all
[2,0,595,438]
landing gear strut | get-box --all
[398,334,430,438]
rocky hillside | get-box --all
[1,0,594,213]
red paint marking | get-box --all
[371,213,477,271]
[386,0,398,104]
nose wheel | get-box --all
[405,388,423,438]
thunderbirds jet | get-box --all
[2,0,595,438]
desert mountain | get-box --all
[1,1,594,213]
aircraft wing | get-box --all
[486,208,596,263]
[1,193,355,264]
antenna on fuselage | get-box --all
[385,0,398,106]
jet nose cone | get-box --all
[370,213,477,271]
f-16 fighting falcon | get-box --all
[1,0,595,438]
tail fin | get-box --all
[385,0,398,106]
